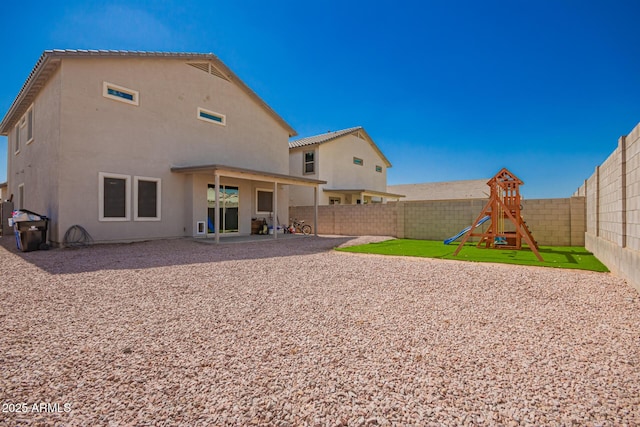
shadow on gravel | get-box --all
[0,235,357,275]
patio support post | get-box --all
[214,172,220,244]
[314,185,318,236]
[273,181,278,240]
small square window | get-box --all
[198,107,226,126]
[256,189,273,214]
[375,165,383,173]
[353,157,363,166]
[103,82,139,106]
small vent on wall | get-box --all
[187,62,229,81]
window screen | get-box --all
[304,151,315,174]
[257,190,273,213]
[137,180,158,218]
[104,177,126,218]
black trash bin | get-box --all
[13,213,49,252]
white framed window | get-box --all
[133,176,161,221]
[304,151,315,174]
[256,188,274,214]
[26,106,34,144]
[103,82,139,106]
[197,107,226,126]
[14,123,20,154]
[375,165,383,173]
[99,172,131,221]
[353,157,363,166]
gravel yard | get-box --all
[1,235,639,426]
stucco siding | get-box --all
[15,56,292,244]
[8,67,62,242]
[319,134,387,195]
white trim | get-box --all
[197,107,226,126]
[303,150,315,175]
[103,81,139,106]
[99,172,131,221]
[133,176,161,221]
[196,221,206,235]
[255,187,274,215]
[25,106,34,145]
[13,123,20,155]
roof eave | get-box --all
[0,52,61,134]
[0,50,297,137]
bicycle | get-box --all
[289,218,312,235]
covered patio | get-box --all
[171,164,326,243]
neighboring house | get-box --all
[0,50,324,245]
[388,179,489,201]
[288,127,403,205]
[0,182,6,202]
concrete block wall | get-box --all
[522,198,585,246]
[579,122,640,292]
[402,199,488,241]
[289,204,397,236]
[290,196,584,246]
[598,145,624,245]
[627,124,640,252]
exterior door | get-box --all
[207,184,239,233]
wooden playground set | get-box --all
[449,168,544,262]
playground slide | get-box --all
[443,215,491,245]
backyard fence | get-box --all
[574,122,640,291]
[290,196,585,247]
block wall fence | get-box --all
[574,122,640,292]
[290,196,586,247]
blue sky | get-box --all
[1,0,639,198]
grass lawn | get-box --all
[337,239,609,272]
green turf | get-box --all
[337,239,609,272]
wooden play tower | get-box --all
[453,168,544,261]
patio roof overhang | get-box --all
[170,164,326,186]
[171,163,325,243]
[323,188,405,200]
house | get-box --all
[0,50,324,245]
[0,181,6,202]
[388,179,489,201]
[288,126,403,205]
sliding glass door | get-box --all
[207,184,239,233]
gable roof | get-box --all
[0,49,297,136]
[289,126,392,167]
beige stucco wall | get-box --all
[8,56,292,244]
[289,133,389,206]
[288,146,318,206]
[320,134,387,198]
[7,67,62,241]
